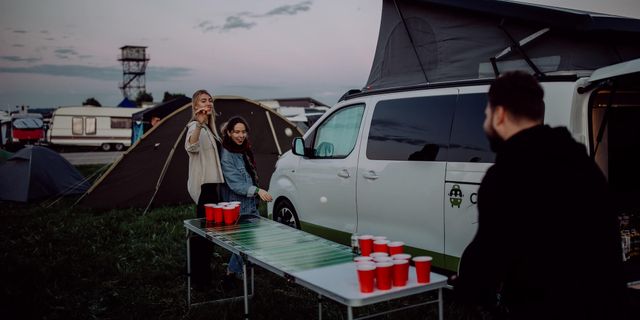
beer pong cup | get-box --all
[391,253,412,261]
[388,241,404,255]
[358,235,374,256]
[375,262,394,290]
[392,259,409,287]
[230,201,242,215]
[357,264,376,293]
[218,202,229,207]
[373,240,389,254]
[354,256,374,263]
[223,206,238,225]
[213,205,224,224]
[204,204,215,222]
[373,236,387,241]
[373,256,393,263]
[413,256,433,283]
[369,252,389,259]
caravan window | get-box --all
[111,117,131,129]
[85,117,96,135]
[367,96,455,161]
[313,104,364,158]
[72,117,83,135]
[449,93,495,163]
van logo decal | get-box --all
[449,184,463,208]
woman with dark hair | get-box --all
[184,89,224,289]
[220,116,272,279]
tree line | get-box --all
[82,91,186,107]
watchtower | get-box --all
[118,45,150,99]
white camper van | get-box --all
[268,0,640,272]
[48,106,138,151]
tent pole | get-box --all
[143,125,188,215]
[393,0,429,83]
[265,111,282,155]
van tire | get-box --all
[273,199,301,229]
[114,143,125,151]
[100,143,111,152]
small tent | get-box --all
[0,146,90,202]
[79,96,303,211]
[366,0,640,90]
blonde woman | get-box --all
[184,89,224,289]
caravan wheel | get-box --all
[100,143,111,152]
[114,143,124,151]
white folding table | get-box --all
[184,217,447,319]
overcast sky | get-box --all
[1,0,639,110]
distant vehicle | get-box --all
[0,112,44,150]
[48,106,138,151]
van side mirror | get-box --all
[292,137,305,156]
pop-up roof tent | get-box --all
[0,146,89,202]
[365,0,640,91]
[78,96,303,212]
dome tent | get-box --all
[0,146,89,202]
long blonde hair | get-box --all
[191,89,219,138]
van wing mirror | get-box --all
[292,137,306,156]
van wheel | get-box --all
[100,143,111,152]
[273,200,301,229]
[114,143,125,151]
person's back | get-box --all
[455,71,626,319]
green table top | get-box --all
[184,217,355,273]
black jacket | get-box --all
[456,125,625,319]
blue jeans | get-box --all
[227,213,259,274]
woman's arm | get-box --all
[221,151,257,197]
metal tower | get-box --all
[118,45,150,99]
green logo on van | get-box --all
[449,184,463,208]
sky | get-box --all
[1,0,639,110]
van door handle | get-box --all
[337,169,350,178]
[363,171,379,180]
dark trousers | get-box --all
[190,183,219,285]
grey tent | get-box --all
[0,146,89,202]
[78,96,303,211]
[365,0,640,91]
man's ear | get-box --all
[492,105,506,128]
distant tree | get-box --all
[135,91,154,106]
[162,91,186,102]
[82,97,102,106]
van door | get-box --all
[294,104,366,233]
[444,90,495,270]
[356,90,457,265]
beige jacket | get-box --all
[185,121,224,203]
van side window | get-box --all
[111,117,132,129]
[367,96,455,161]
[85,117,97,135]
[72,117,83,135]
[313,104,364,158]
[449,93,495,163]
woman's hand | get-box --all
[195,108,209,126]
[257,189,273,202]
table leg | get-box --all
[243,261,249,319]
[438,288,443,320]
[186,230,191,307]
[347,306,353,320]
[318,295,323,320]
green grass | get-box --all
[0,166,465,319]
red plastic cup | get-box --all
[373,236,387,241]
[204,204,215,222]
[391,253,412,261]
[392,259,409,287]
[218,202,229,207]
[375,262,393,290]
[223,206,238,225]
[358,235,374,257]
[230,201,242,216]
[213,205,224,224]
[369,252,389,259]
[388,241,404,255]
[354,256,374,263]
[373,240,389,254]
[413,256,433,283]
[357,264,376,293]
[373,256,393,263]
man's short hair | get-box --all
[488,71,545,121]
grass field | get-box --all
[1,165,461,320]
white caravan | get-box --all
[48,106,138,151]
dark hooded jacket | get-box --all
[456,125,625,319]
